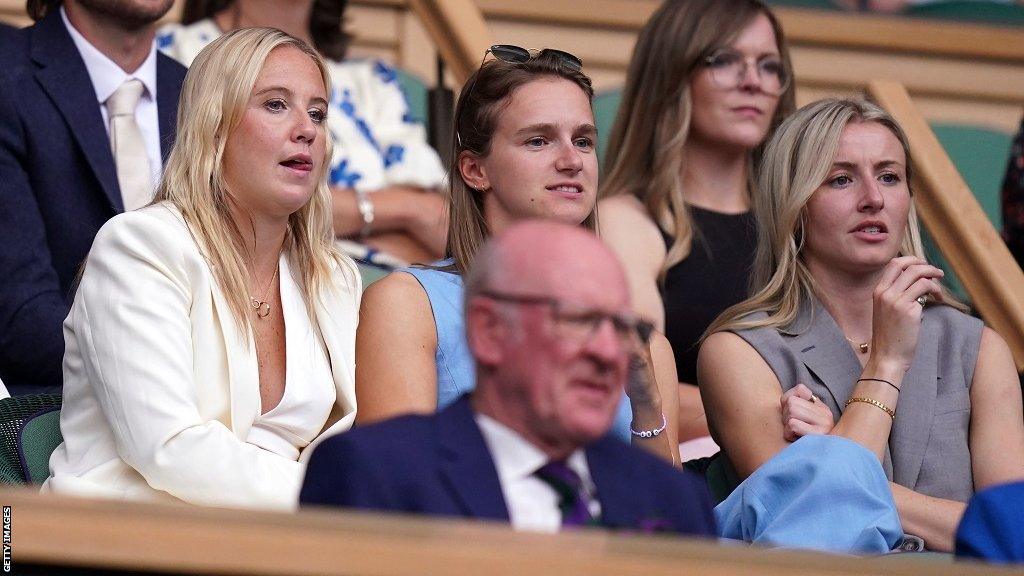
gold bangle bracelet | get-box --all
[845,396,895,420]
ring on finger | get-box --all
[810,394,820,404]
[916,295,928,307]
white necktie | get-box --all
[106,79,152,211]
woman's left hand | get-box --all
[781,383,834,442]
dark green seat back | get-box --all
[395,68,429,126]
[0,394,62,485]
[20,409,63,484]
[357,261,390,289]
[906,1,1024,26]
[593,89,623,170]
[920,124,1013,301]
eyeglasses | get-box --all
[457,45,583,151]
[702,49,790,96]
[478,290,654,346]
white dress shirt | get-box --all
[62,7,162,191]
[475,414,601,533]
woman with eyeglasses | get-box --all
[598,0,796,453]
[355,47,682,464]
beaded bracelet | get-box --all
[845,397,895,420]
[630,413,667,438]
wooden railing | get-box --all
[870,81,1024,371]
[3,488,1020,575]
[407,0,491,84]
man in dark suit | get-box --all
[0,0,186,394]
[301,221,716,536]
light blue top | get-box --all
[400,261,633,442]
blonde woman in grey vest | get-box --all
[699,98,1024,552]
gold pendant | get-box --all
[250,297,271,318]
[858,342,869,354]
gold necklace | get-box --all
[250,264,279,319]
[844,336,869,354]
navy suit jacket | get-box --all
[301,396,717,536]
[956,481,1024,563]
[0,12,186,394]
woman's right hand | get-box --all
[869,256,944,373]
[781,383,834,442]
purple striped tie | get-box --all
[534,460,596,527]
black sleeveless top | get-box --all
[661,205,758,385]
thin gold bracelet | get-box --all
[845,397,895,420]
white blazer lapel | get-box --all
[209,279,261,440]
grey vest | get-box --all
[732,299,983,503]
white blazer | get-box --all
[44,203,360,510]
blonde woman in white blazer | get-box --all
[45,28,359,510]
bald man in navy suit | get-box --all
[302,222,716,536]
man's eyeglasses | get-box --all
[702,49,790,96]
[478,290,654,346]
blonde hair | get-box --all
[446,52,596,275]
[600,0,795,281]
[153,27,347,335]
[707,98,966,337]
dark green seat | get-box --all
[0,394,62,485]
[593,89,623,169]
[906,1,1024,26]
[395,67,429,126]
[920,124,1013,301]
[357,260,391,289]
[684,452,741,505]
[19,409,63,484]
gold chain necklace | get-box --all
[250,264,279,319]
[844,335,869,354]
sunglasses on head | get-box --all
[484,44,583,71]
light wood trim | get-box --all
[406,0,491,84]
[350,0,1024,64]
[868,80,1024,371]
[2,488,1018,575]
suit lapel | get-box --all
[155,53,185,164]
[30,11,122,212]
[437,397,510,521]
[585,437,636,528]
[207,263,261,440]
[888,312,938,489]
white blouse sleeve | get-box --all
[359,61,446,191]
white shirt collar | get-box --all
[61,6,158,106]
[475,414,593,490]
